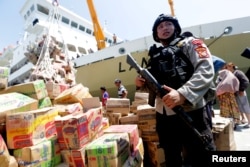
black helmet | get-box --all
[152,14,182,42]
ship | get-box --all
[1,0,250,102]
[74,17,250,100]
[0,0,121,85]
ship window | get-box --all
[67,44,76,52]
[57,42,64,48]
[30,4,35,12]
[86,28,92,35]
[24,14,27,20]
[79,25,85,32]
[37,4,49,15]
[71,21,78,28]
[62,16,70,24]
[27,10,30,17]
[108,39,112,43]
[78,47,87,54]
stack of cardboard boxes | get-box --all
[0,77,237,167]
[0,80,145,167]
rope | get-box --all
[30,2,61,82]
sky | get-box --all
[1,0,250,51]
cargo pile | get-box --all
[0,79,151,167]
[0,70,236,167]
[25,34,77,86]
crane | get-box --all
[168,0,175,16]
[86,0,106,50]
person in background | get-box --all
[216,68,241,129]
[113,33,117,44]
[135,14,215,167]
[100,86,109,107]
[114,79,128,98]
[226,62,250,128]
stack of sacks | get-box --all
[0,80,52,109]
[0,66,9,90]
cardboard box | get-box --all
[56,107,102,150]
[146,141,165,167]
[0,92,38,124]
[54,83,92,106]
[103,124,140,152]
[0,134,10,167]
[119,114,138,125]
[13,140,52,167]
[106,98,130,116]
[46,81,69,99]
[0,80,48,100]
[123,137,144,167]
[86,133,130,167]
[61,147,87,167]
[134,92,149,101]
[38,96,52,109]
[82,97,101,112]
[55,113,89,150]
[6,107,58,149]
[212,116,236,150]
[141,131,159,142]
[8,156,18,167]
[106,112,122,125]
[0,67,9,90]
[54,103,83,116]
[137,104,156,131]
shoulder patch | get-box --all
[195,46,210,58]
[192,39,204,46]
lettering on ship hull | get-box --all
[118,57,148,73]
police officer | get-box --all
[135,14,216,167]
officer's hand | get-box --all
[135,75,145,87]
[161,85,186,108]
[148,44,163,57]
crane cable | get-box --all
[30,0,65,82]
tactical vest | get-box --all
[148,36,216,102]
[148,37,194,90]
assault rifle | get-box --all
[126,53,214,151]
